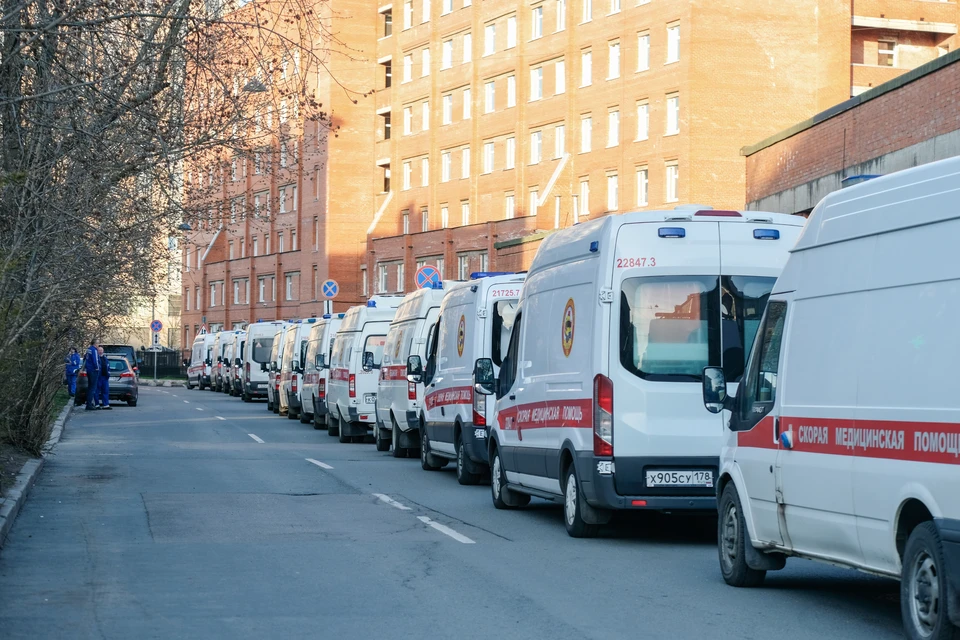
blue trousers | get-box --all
[85,370,99,409]
[97,373,110,406]
[66,374,77,396]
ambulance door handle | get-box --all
[509,394,516,400]
[773,416,780,439]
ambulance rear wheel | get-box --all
[327,413,339,436]
[391,420,406,458]
[375,423,391,451]
[420,427,445,471]
[718,484,766,588]
[901,521,955,640]
[563,466,599,538]
[338,417,351,443]
[456,436,482,485]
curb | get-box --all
[140,380,186,388]
[0,400,73,549]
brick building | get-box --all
[744,50,960,214]
[182,0,958,342]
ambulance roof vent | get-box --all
[664,214,692,222]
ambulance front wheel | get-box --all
[901,521,956,640]
[490,445,529,510]
[718,483,766,588]
[420,427,446,470]
[563,466,599,538]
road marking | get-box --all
[373,493,411,511]
[183,400,189,404]
[417,516,475,544]
[196,407,204,411]
[215,416,226,421]
[306,458,334,470]
[248,433,264,443]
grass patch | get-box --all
[50,388,70,421]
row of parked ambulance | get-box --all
[188,158,959,640]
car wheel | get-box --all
[456,434,483,485]
[490,445,528,509]
[287,408,298,420]
[300,409,311,424]
[420,426,445,470]
[375,423,391,451]
[128,398,137,407]
[563,465,599,538]
[901,521,955,640]
[242,393,251,402]
[718,483,767,587]
[392,419,406,458]
[338,417,351,444]
[313,412,325,431]
[326,413,339,436]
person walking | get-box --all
[65,347,81,397]
[97,346,112,410]
[84,340,100,410]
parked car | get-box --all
[280,319,317,420]
[242,321,285,401]
[187,332,216,389]
[265,324,288,413]
[102,344,141,376]
[701,157,960,640]
[301,314,344,427]
[76,356,138,406]
[229,330,246,396]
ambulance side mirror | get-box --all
[474,358,496,396]
[406,355,423,383]
[702,367,734,414]
[314,354,323,369]
[260,362,268,372]
[235,358,242,366]
[362,351,378,371]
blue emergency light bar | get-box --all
[659,227,686,238]
[338,313,346,319]
[431,281,444,289]
[470,272,513,279]
[322,314,331,319]
[367,300,377,308]
[753,229,780,240]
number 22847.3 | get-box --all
[616,257,657,268]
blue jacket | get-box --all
[84,346,100,372]
[65,353,81,376]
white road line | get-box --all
[373,493,411,511]
[183,400,189,404]
[306,458,333,470]
[248,433,264,444]
[215,416,226,421]
[196,407,204,411]
[417,516,476,544]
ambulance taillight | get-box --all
[473,391,486,427]
[408,381,417,401]
[292,373,298,394]
[348,374,356,398]
[318,378,326,399]
[593,374,613,456]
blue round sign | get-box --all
[150,319,163,333]
[415,265,441,289]
[321,279,339,299]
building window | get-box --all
[483,141,495,173]
[229,240,235,260]
[463,33,472,63]
[442,94,453,124]
[554,124,565,158]
[258,278,266,302]
[383,165,391,192]
[403,211,410,234]
[383,9,393,37]
[403,54,413,82]
[666,93,679,135]
[530,67,543,100]
[442,0,453,15]
[557,0,566,30]
[422,0,430,22]
[458,254,470,279]
[210,283,217,307]
[312,266,318,300]
[507,15,517,48]
[278,231,285,253]
[442,39,453,69]
[636,101,649,140]
[580,115,592,152]
[607,109,619,147]
[505,192,515,219]
[421,47,430,76]
[361,267,368,297]
[422,101,430,130]
[582,0,592,22]
[378,264,388,293]
[531,6,543,39]
[484,81,495,113]
[505,137,515,169]
[461,147,471,178]
[507,75,517,107]
[555,60,565,94]
[608,41,620,79]
[196,287,201,309]
[607,173,618,211]
[581,50,592,86]
[637,32,650,71]
[403,0,413,29]
[667,23,680,64]
[441,151,452,182]
[461,200,471,226]
[529,189,539,217]
[313,216,319,249]
[530,130,542,164]
[463,87,472,119]
[610,0,620,13]
[441,204,449,228]
[666,161,679,202]
[233,280,241,304]
[421,207,429,231]
[397,263,405,292]
[878,39,896,67]
[253,236,259,257]
[291,230,297,251]
[579,178,589,217]
[636,166,648,206]
[421,157,429,186]
[484,23,496,56]
[403,106,413,134]
[403,161,412,190]
[265,233,270,255]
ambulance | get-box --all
[411,272,525,482]
[301,314,345,427]
[225,330,246,396]
[241,321,285,401]
[701,159,960,640]
[265,324,288,413]
[187,332,216,390]
[475,208,803,537]
[278,319,317,420]
[212,330,242,393]
[326,297,403,443]
[375,285,447,455]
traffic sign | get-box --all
[321,279,339,299]
[151,319,163,333]
[415,265,441,289]
[152,332,160,347]
[199,324,207,335]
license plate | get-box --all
[257,382,266,388]
[110,377,121,382]
[363,393,377,404]
[645,470,714,488]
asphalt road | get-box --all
[0,387,906,639]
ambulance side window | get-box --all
[738,301,787,429]
[424,320,440,385]
[497,314,522,400]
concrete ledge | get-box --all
[140,379,187,387]
[494,229,554,250]
[0,400,73,549]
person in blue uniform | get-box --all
[65,347,81,397]
[84,340,100,410]
[97,346,111,410]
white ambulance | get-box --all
[187,332,216,390]
[213,330,242,393]
[265,323,288,413]
[701,159,960,640]
[326,297,403,443]
[475,208,803,537]
[241,320,285,401]
[301,314,344,427]
[227,330,246,396]
[279,319,317,420]
[411,273,525,482]
[375,285,447,455]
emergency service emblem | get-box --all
[457,315,466,357]
[561,298,575,357]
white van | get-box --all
[475,208,803,537]
[213,331,241,393]
[375,285,447,455]
[266,324,288,413]
[701,160,960,640]
[241,321,285,401]
[279,319,317,420]
[413,273,525,482]
[187,332,216,390]
[327,297,403,443]
[220,336,236,395]
[227,330,246,396]
[301,314,344,428]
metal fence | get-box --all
[139,351,186,378]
